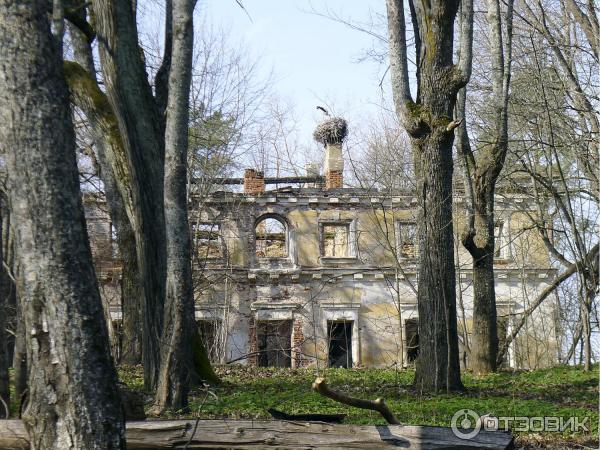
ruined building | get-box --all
[87,120,559,371]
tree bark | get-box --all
[386,0,468,392]
[12,299,27,414]
[152,0,196,413]
[92,0,167,388]
[0,0,124,447]
[0,206,8,417]
[67,14,143,365]
[455,0,513,375]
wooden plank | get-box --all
[0,419,514,449]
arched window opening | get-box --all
[255,217,287,258]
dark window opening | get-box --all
[257,320,292,367]
[327,320,353,368]
[405,319,419,363]
[197,320,219,363]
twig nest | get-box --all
[313,117,348,146]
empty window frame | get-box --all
[256,320,292,367]
[322,224,350,257]
[396,221,418,259]
[405,319,419,363]
[195,223,222,258]
[255,217,287,258]
[197,320,219,363]
[494,221,509,259]
[327,320,353,368]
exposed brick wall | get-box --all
[248,316,258,366]
[326,170,343,189]
[292,319,307,368]
[244,169,265,194]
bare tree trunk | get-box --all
[0,1,124,447]
[581,292,592,371]
[0,207,8,417]
[92,0,167,389]
[68,13,143,365]
[12,299,27,413]
[153,0,196,412]
[386,0,470,392]
[455,0,513,375]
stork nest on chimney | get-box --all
[313,117,348,145]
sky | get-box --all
[200,0,391,146]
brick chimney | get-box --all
[243,168,264,194]
[324,142,343,189]
[313,117,347,190]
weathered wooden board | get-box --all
[0,419,514,449]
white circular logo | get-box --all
[451,409,481,440]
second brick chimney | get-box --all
[243,169,264,194]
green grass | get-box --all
[119,364,598,447]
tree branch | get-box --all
[65,8,95,44]
[386,0,413,113]
[63,60,135,223]
[312,378,401,425]
[456,0,474,86]
[496,243,599,365]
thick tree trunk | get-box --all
[92,0,167,388]
[120,226,143,364]
[386,0,467,392]
[0,1,124,448]
[153,0,196,412]
[455,0,513,375]
[470,236,498,374]
[12,302,27,413]
[411,127,463,392]
[68,17,143,365]
[0,269,8,420]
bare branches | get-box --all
[312,378,401,425]
[496,243,599,365]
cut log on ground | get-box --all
[0,419,514,449]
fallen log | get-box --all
[312,377,400,425]
[0,419,514,449]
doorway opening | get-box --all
[327,320,353,368]
[405,318,419,363]
[256,320,292,367]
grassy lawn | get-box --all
[119,364,599,449]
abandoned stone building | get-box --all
[86,136,559,371]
